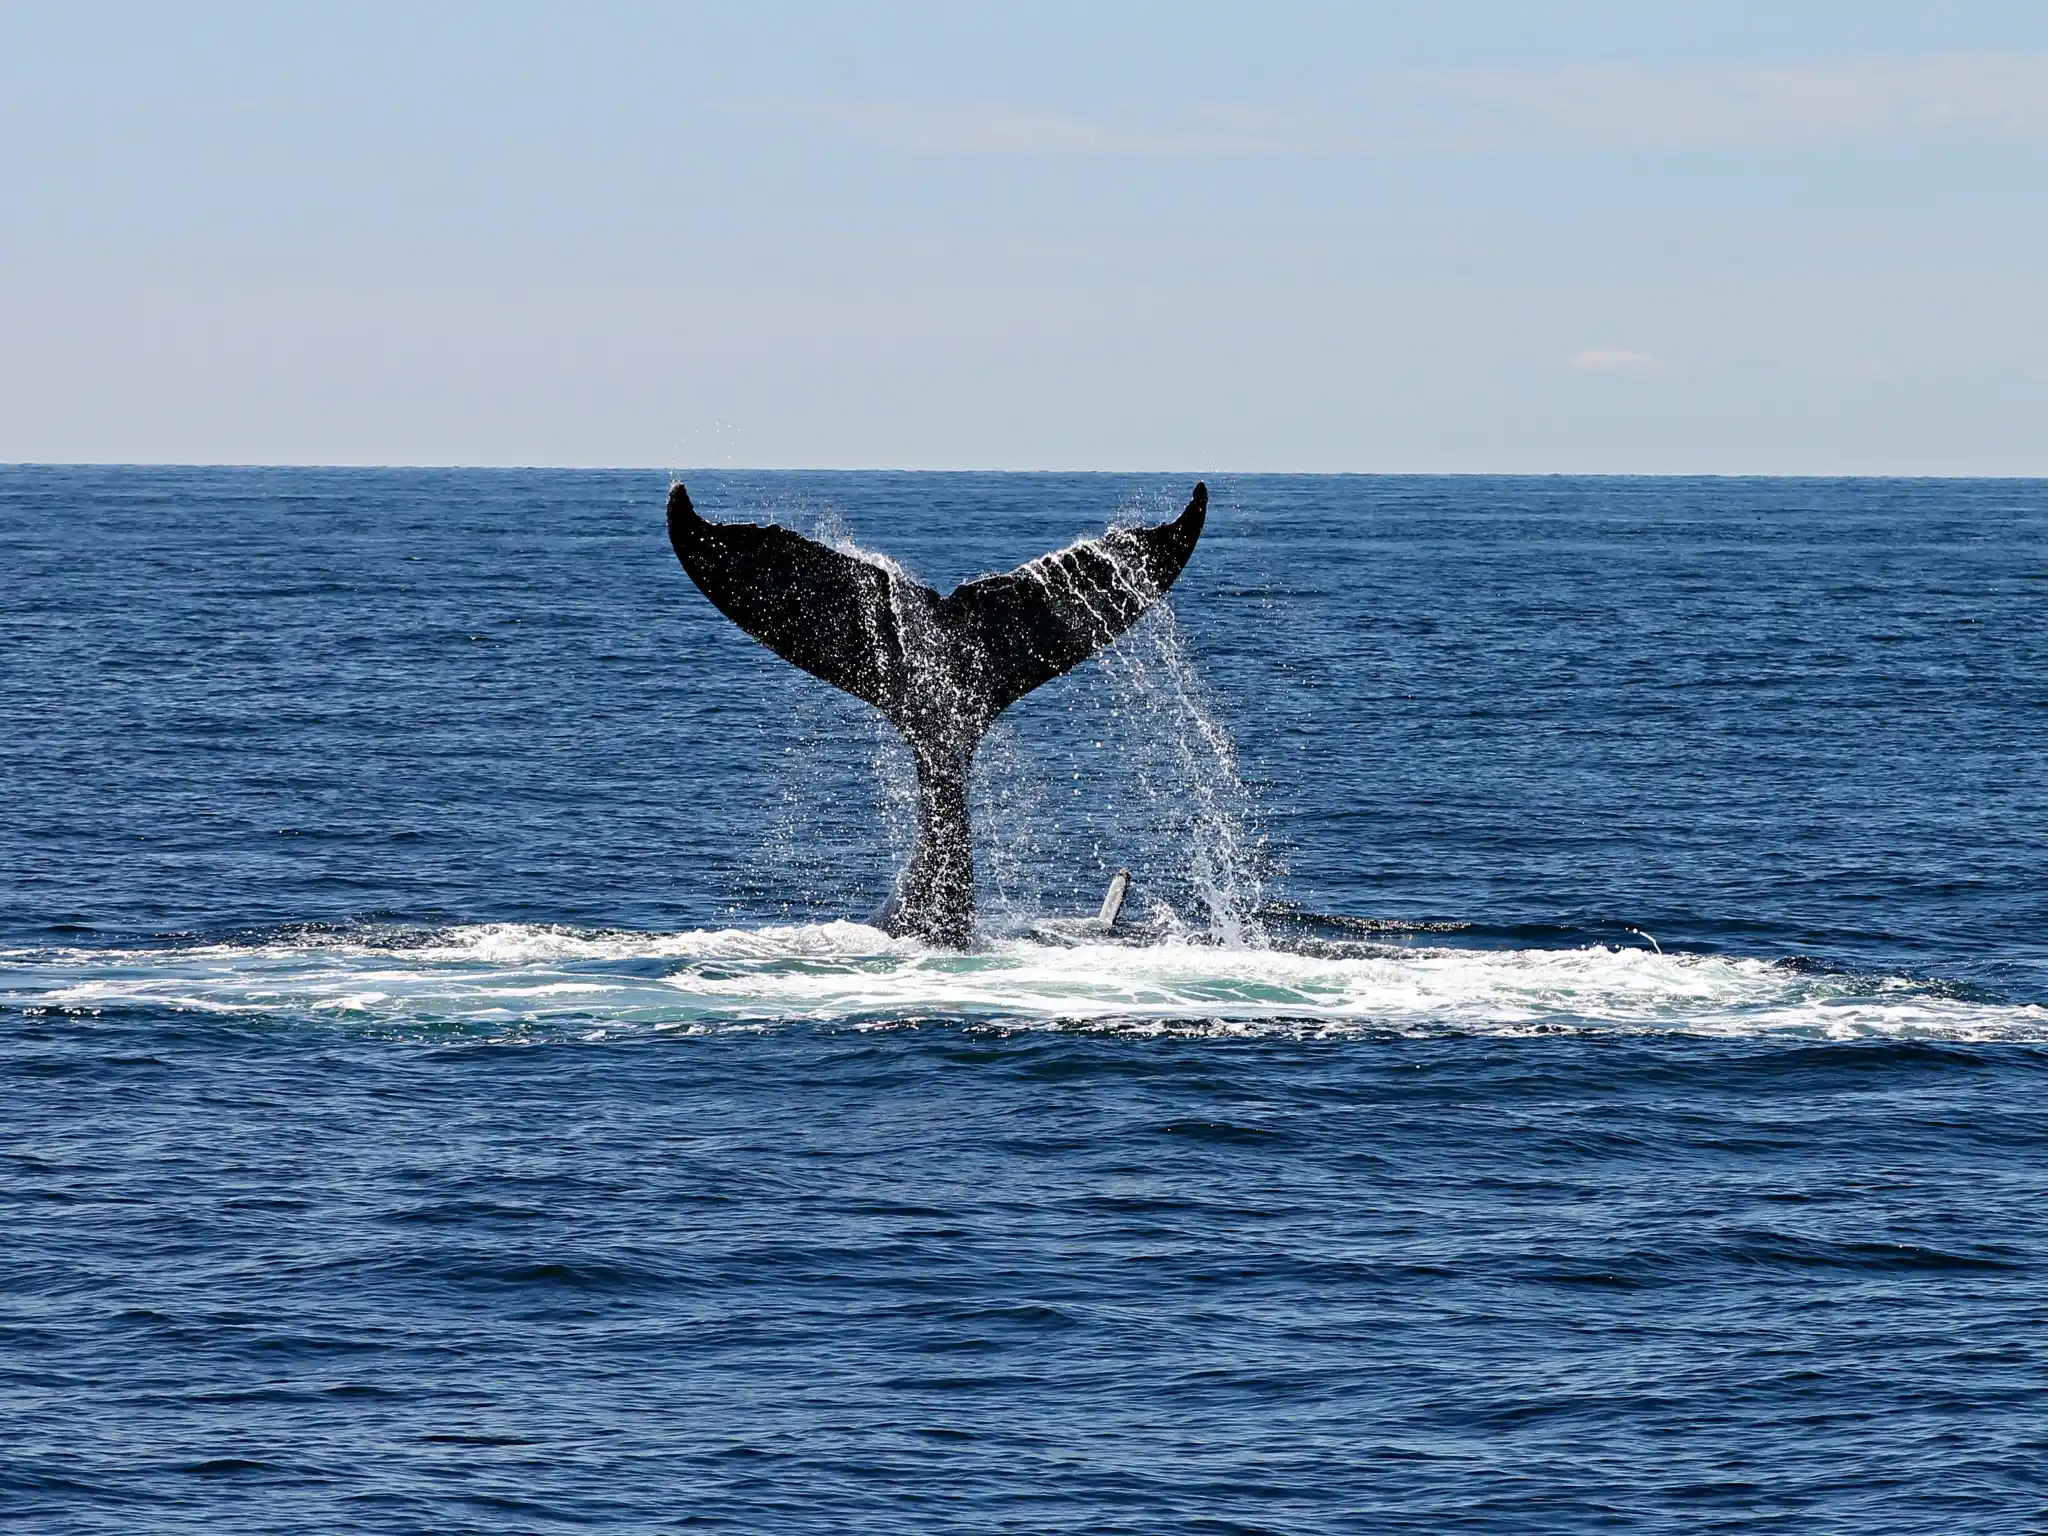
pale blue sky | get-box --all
[3,2,2045,470]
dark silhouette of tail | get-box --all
[666,481,1208,946]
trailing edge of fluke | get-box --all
[665,481,1209,947]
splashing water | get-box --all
[731,493,1265,942]
[1083,596,1267,945]
[973,603,1266,944]
[740,503,922,921]
[974,491,1267,944]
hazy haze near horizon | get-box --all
[3,1,2045,473]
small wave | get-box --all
[3,921,2044,1043]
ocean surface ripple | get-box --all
[3,468,2046,1532]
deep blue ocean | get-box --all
[3,467,2046,1533]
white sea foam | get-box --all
[2,923,2043,1043]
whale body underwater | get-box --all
[664,481,1209,946]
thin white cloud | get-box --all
[1569,347,1669,376]
[1440,54,2048,149]
[728,99,1330,155]
[729,52,2048,155]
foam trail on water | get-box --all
[5,925,2043,1044]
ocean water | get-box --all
[3,466,2046,1532]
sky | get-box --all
[2,1,2045,472]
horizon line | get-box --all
[5,462,2047,482]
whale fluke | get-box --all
[938,492,1207,717]
[666,481,1208,946]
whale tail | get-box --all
[665,481,1208,945]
